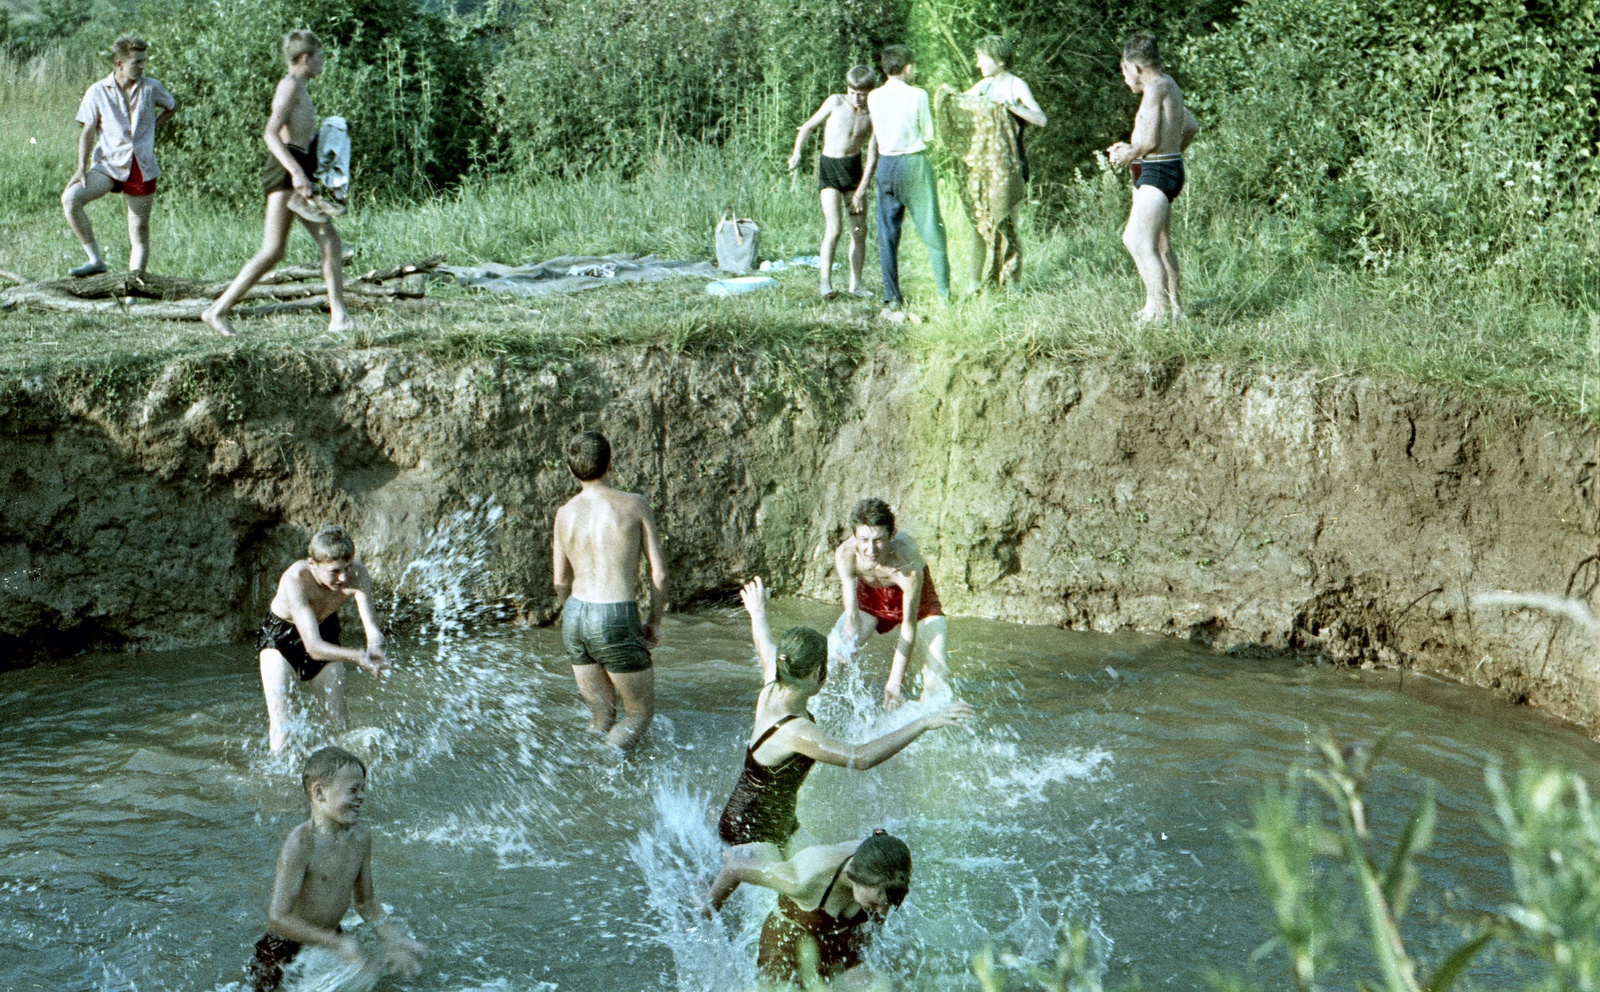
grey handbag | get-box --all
[715,209,760,273]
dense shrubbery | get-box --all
[128,0,487,204]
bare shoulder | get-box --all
[891,534,926,572]
[280,819,316,858]
[1154,74,1183,103]
[624,490,656,520]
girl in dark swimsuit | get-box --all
[709,830,913,984]
[717,579,974,855]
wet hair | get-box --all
[305,521,356,563]
[111,35,148,62]
[307,525,356,563]
[881,45,914,77]
[848,829,912,906]
[1122,32,1161,70]
[846,65,877,90]
[565,430,612,482]
[850,497,896,534]
[974,35,1014,67]
[774,626,828,686]
[283,29,323,68]
[302,746,365,794]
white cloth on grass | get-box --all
[315,117,351,199]
[440,253,717,296]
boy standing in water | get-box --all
[787,65,877,298]
[854,45,950,320]
[257,526,388,752]
[552,430,669,749]
[1107,32,1199,322]
[251,746,427,992]
[203,30,351,337]
[61,35,177,277]
[830,498,948,708]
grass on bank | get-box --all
[4,52,1600,417]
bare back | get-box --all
[274,75,318,149]
[820,96,872,158]
[1132,74,1187,158]
[555,486,656,603]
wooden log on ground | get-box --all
[1,285,431,320]
[354,253,446,284]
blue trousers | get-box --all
[875,152,950,303]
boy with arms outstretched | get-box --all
[204,30,350,337]
[257,526,387,752]
[553,430,669,749]
[61,35,176,277]
[252,747,427,992]
[1107,32,1199,322]
[829,498,949,708]
[788,65,877,298]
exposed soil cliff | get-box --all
[4,347,1598,731]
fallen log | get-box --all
[15,253,441,302]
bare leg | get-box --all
[572,664,617,735]
[202,192,295,336]
[914,615,950,700]
[61,171,114,269]
[818,189,844,296]
[1157,223,1181,316]
[312,660,349,734]
[125,193,154,274]
[847,202,867,294]
[259,649,295,751]
[303,215,352,332]
[1121,185,1173,318]
[607,668,655,749]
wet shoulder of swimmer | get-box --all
[258,525,389,752]
[251,747,428,992]
[831,497,950,708]
[707,830,913,986]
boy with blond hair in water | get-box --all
[788,65,877,298]
[1107,32,1199,322]
[61,35,177,277]
[203,30,350,337]
[251,746,427,992]
[553,430,669,749]
[829,497,949,708]
[256,526,387,752]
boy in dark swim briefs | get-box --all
[258,526,387,752]
[251,746,426,992]
[830,497,949,708]
[552,430,669,749]
[788,65,877,298]
[1107,32,1200,323]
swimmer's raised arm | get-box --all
[741,577,779,684]
[781,701,975,770]
[709,847,799,910]
[268,825,364,960]
[640,495,668,647]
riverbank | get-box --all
[5,343,1600,737]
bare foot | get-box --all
[328,314,355,333]
[1133,307,1163,324]
[848,287,873,298]
[201,307,238,337]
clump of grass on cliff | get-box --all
[3,50,1599,417]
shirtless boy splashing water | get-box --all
[788,65,877,298]
[552,430,669,749]
[830,498,948,708]
[1107,32,1199,322]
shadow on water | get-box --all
[4,555,1600,989]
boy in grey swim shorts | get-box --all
[552,430,669,749]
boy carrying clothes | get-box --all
[61,35,177,277]
[787,65,877,298]
[251,746,427,992]
[203,30,351,337]
[854,45,950,320]
[552,430,669,750]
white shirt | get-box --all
[76,74,176,181]
[867,76,933,156]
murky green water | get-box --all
[1,599,1593,990]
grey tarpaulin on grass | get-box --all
[438,253,718,297]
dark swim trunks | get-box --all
[562,598,652,674]
[256,611,342,682]
[249,927,341,992]
[818,153,864,193]
[1133,155,1184,202]
[262,139,319,196]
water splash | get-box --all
[1471,590,1600,633]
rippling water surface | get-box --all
[2,598,1595,991]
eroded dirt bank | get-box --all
[4,347,1599,731]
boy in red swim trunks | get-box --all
[61,35,177,277]
[829,497,948,708]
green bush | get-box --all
[131,0,488,204]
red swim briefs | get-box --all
[110,158,157,197]
[856,567,944,634]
